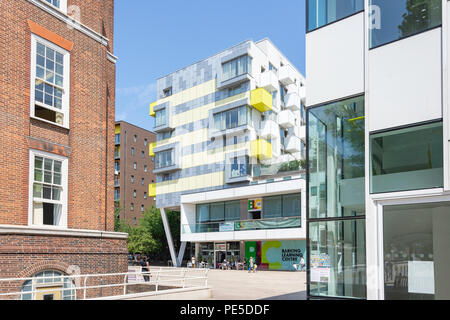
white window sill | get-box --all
[30,116,70,130]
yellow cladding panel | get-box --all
[155,79,217,106]
[157,128,209,149]
[149,142,156,157]
[150,102,157,117]
[251,139,272,160]
[115,124,120,134]
[149,183,156,197]
[251,88,272,112]
[156,172,224,195]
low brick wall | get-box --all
[0,232,128,300]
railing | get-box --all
[0,268,208,300]
[182,216,301,234]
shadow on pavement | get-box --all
[261,291,307,300]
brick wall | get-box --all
[0,0,116,231]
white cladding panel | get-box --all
[306,13,365,106]
[368,28,442,132]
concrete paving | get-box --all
[206,269,307,300]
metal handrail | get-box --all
[185,216,301,227]
[0,268,209,300]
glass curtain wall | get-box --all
[384,202,450,300]
[370,0,442,48]
[370,122,443,193]
[307,0,364,31]
[307,95,366,299]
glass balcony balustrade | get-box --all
[182,216,301,234]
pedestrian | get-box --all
[248,256,254,273]
[300,255,306,271]
[139,255,150,282]
[191,256,196,268]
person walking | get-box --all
[300,255,306,271]
[139,256,150,282]
[248,256,254,273]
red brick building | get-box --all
[0,0,127,299]
[114,121,156,226]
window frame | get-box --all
[28,149,68,228]
[30,34,71,129]
[40,0,68,14]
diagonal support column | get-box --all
[177,241,187,267]
[160,208,177,267]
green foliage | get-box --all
[114,205,181,259]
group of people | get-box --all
[129,254,151,282]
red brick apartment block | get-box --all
[0,0,128,299]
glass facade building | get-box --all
[307,0,364,31]
[307,95,366,299]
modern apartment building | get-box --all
[114,121,156,225]
[0,0,127,299]
[306,0,450,300]
[149,39,307,270]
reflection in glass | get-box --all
[370,122,443,193]
[309,219,366,299]
[307,0,364,31]
[308,95,365,219]
[384,202,450,300]
[370,0,441,48]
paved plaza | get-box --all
[206,269,307,300]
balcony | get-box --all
[250,88,272,113]
[279,64,296,86]
[285,92,300,111]
[149,183,156,197]
[260,119,279,139]
[182,216,301,234]
[250,139,272,160]
[285,135,301,153]
[278,109,295,128]
[296,125,306,141]
[150,102,156,117]
[259,70,278,93]
[149,142,156,157]
[114,179,120,187]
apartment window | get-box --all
[31,35,70,127]
[144,165,148,173]
[370,0,442,48]
[228,84,246,97]
[141,205,145,212]
[162,174,170,182]
[41,0,67,12]
[133,190,136,198]
[269,63,278,72]
[307,0,364,31]
[115,134,120,144]
[141,151,145,159]
[370,122,443,194]
[133,217,137,226]
[141,178,145,185]
[30,151,67,227]
[114,161,120,172]
[133,135,137,142]
[114,147,120,158]
[161,130,172,140]
[163,87,172,97]
[222,55,252,81]
[133,162,137,170]
[114,189,120,201]
[144,192,147,199]
[155,109,166,127]
[131,147,135,156]
[155,150,173,169]
[144,139,148,146]
[130,203,134,211]
[131,175,134,183]
[214,106,249,131]
[230,156,250,178]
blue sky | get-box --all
[114,0,306,131]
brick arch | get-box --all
[18,260,71,279]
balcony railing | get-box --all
[182,216,301,234]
